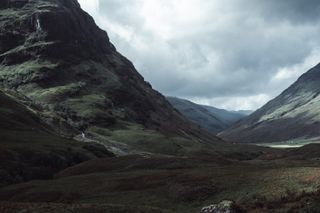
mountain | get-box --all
[0,0,226,191]
[200,105,252,125]
[0,0,221,154]
[167,97,250,133]
[0,0,225,191]
[221,63,320,143]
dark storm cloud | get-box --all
[79,0,320,110]
[253,0,320,23]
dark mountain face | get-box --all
[0,0,220,144]
[221,63,320,143]
[167,97,249,134]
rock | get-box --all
[200,200,240,213]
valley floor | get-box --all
[1,143,320,213]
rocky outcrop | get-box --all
[221,63,320,143]
[200,201,242,213]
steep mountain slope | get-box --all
[221,63,320,143]
[0,0,221,150]
[0,90,114,187]
[167,97,249,133]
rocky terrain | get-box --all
[221,63,320,143]
[167,97,250,133]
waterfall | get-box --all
[35,16,42,32]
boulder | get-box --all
[200,200,241,213]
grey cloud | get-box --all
[83,0,320,110]
[252,0,320,23]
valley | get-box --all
[1,0,320,213]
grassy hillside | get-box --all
[0,90,114,187]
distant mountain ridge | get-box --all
[167,97,251,133]
[221,63,320,143]
[200,104,252,125]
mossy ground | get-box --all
[0,60,57,87]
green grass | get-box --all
[28,82,86,102]
[62,94,112,119]
[0,60,57,86]
[87,123,211,156]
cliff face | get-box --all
[0,0,220,144]
[221,63,320,143]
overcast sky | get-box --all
[78,0,320,110]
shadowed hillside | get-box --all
[0,90,114,187]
